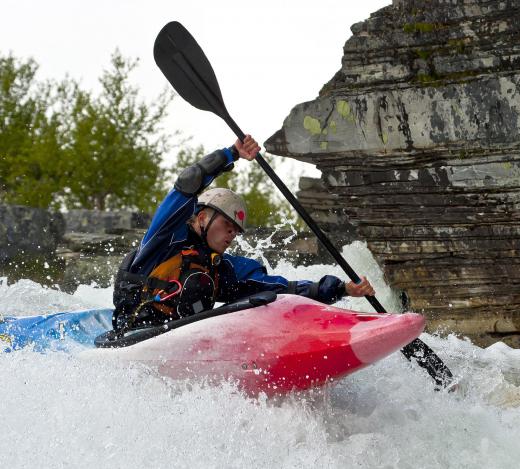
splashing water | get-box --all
[1,241,519,469]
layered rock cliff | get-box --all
[265,0,520,346]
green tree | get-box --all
[0,50,176,211]
[0,54,65,207]
[62,51,174,211]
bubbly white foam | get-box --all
[1,241,519,468]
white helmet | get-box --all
[197,188,247,232]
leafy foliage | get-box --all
[61,52,174,211]
[0,54,65,207]
[0,51,174,211]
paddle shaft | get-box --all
[225,118,386,312]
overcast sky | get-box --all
[2,0,390,174]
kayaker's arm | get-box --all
[288,276,347,304]
[174,147,237,197]
[132,147,238,271]
[145,147,237,243]
[138,136,258,254]
[221,255,350,304]
[173,135,258,197]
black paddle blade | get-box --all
[154,21,229,118]
[402,338,454,388]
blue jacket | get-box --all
[129,147,346,305]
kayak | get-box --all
[0,308,113,353]
[1,293,425,396]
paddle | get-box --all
[153,21,453,388]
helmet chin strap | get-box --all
[199,210,219,247]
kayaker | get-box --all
[112,135,375,330]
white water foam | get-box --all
[1,242,520,468]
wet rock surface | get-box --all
[265,0,520,347]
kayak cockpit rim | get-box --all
[94,291,277,349]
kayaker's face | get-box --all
[202,211,241,254]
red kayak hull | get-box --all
[97,294,425,396]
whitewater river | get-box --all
[1,242,519,468]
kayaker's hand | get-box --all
[234,135,260,161]
[345,276,375,297]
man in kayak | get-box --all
[112,135,375,330]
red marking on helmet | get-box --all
[236,210,245,221]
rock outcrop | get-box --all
[265,0,520,346]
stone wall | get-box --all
[265,0,520,347]
[64,209,151,234]
[0,204,65,262]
